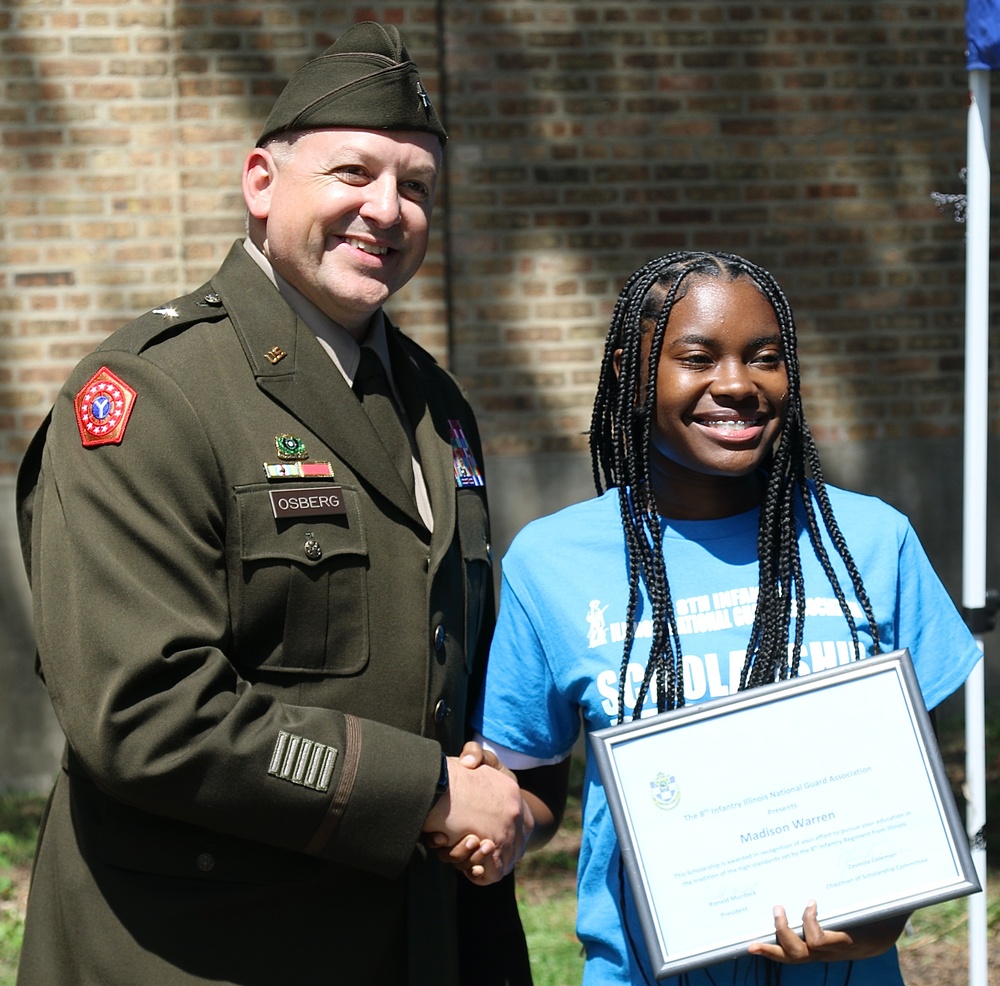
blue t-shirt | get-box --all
[475,485,981,986]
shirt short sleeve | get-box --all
[473,568,580,766]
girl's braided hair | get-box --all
[589,251,881,723]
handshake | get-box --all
[421,742,535,885]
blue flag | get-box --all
[967,0,1000,69]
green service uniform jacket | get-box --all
[15,243,509,986]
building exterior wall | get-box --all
[1,1,997,790]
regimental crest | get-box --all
[275,434,308,460]
[650,772,681,811]
[74,365,137,448]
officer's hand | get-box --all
[422,750,533,882]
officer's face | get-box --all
[244,128,440,336]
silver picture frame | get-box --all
[590,648,980,979]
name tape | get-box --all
[269,486,346,519]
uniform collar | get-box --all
[241,237,391,390]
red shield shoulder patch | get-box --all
[74,366,137,448]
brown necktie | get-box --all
[353,347,415,495]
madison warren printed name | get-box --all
[741,812,836,843]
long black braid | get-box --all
[590,251,881,722]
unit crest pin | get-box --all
[275,434,308,460]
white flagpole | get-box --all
[963,67,990,986]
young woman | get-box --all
[467,252,981,985]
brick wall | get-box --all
[1,0,995,475]
[443,0,993,457]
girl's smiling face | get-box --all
[640,274,789,515]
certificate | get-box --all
[590,648,980,979]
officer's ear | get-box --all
[242,147,278,220]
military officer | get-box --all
[16,22,532,986]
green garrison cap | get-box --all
[256,22,447,146]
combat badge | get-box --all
[448,419,484,488]
[75,366,137,448]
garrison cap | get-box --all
[256,21,447,146]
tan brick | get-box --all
[0,1,985,474]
